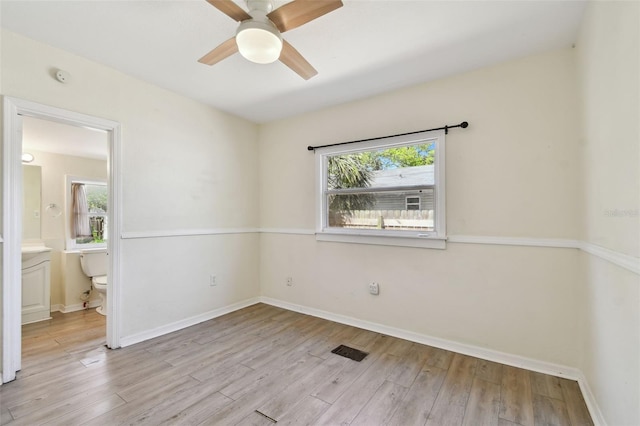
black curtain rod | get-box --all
[307,121,469,151]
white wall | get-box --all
[259,49,584,368]
[1,29,260,341]
[577,2,639,258]
[22,165,41,240]
[260,49,581,239]
[576,2,640,425]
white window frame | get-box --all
[65,175,108,250]
[406,196,421,211]
[315,129,446,249]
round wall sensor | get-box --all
[55,69,70,84]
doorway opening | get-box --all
[2,97,122,383]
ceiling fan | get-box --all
[198,0,343,80]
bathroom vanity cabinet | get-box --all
[22,247,52,324]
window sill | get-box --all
[64,247,108,254]
[315,232,446,249]
[65,244,107,253]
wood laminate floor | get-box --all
[1,304,593,425]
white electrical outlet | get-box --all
[286,277,293,286]
[369,282,379,295]
[210,275,217,286]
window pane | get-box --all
[89,216,107,242]
[328,189,434,231]
[74,183,108,244]
[85,184,107,213]
[327,142,435,191]
[325,142,436,231]
[327,153,375,191]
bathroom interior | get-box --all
[21,115,109,353]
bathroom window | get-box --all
[66,176,107,250]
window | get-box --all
[316,129,446,248]
[406,196,421,210]
[67,176,107,250]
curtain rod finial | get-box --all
[307,146,315,151]
[461,121,469,128]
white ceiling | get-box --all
[1,0,586,123]
[22,116,108,161]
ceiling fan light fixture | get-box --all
[236,20,282,64]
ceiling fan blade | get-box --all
[279,40,318,80]
[198,37,239,65]
[267,0,343,33]
[205,0,251,22]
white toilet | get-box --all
[79,249,108,316]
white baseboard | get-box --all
[259,296,605,426]
[119,297,261,347]
[574,370,607,426]
[51,300,101,314]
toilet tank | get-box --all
[79,249,108,277]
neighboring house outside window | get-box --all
[67,176,107,250]
[315,129,446,249]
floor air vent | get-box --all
[331,345,369,362]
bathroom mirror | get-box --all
[23,164,42,240]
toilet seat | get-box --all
[92,275,107,290]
